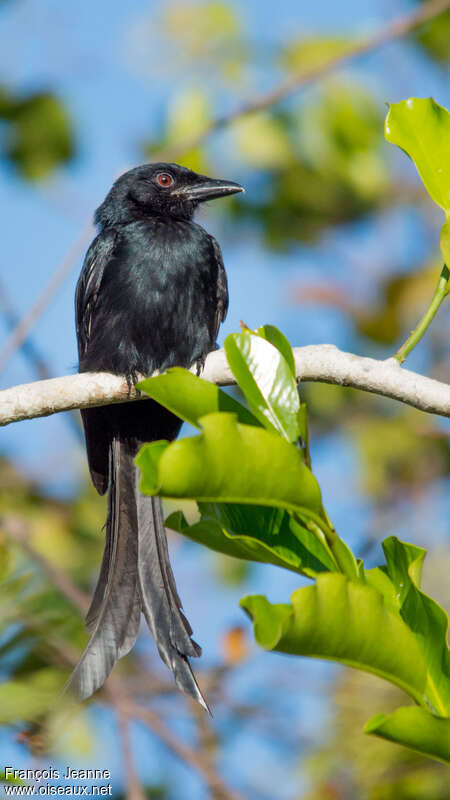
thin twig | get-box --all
[116,709,147,800]
[0,278,83,440]
[189,699,226,800]
[2,513,91,615]
[1,344,449,426]
[0,277,52,380]
[120,699,244,800]
[155,0,450,161]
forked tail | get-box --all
[65,437,207,709]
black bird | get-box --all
[71,163,243,706]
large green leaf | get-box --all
[201,502,336,573]
[366,538,450,716]
[166,503,337,578]
[365,707,450,765]
[224,331,300,442]
[382,537,450,716]
[137,368,258,428]
[137,412,323,520]
[136,413,359,576]
[241,573,428,705]
[385,98,450,264]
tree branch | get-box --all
[0,345,449,426]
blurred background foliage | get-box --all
[0,86,74,179]
[0,0,449,798]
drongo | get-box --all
[71,163,243,707]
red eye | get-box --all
[156,173,174,187]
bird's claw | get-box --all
[195,355,206,376]
[125,370,140,396]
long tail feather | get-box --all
[65,438,141,699]
[135,482,208,710]
[66,436,207,709]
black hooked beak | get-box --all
[180,177,244,203]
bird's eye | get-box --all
[156,173,174,188]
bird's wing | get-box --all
[208,234,229,343]
[75,230,117,495]
[75,230,117,359]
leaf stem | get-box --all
[395,265,449,364]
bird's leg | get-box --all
[195,355,206,376]
[125,370,140,397]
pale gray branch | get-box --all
[1,345,449,426]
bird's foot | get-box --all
[125,370,140,397]
[195,355,206,376]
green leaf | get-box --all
[364,566,399,613]
[0,771,27,787]
[241,573,428,706]
[1,91,75,180]
[166,503,337,577]
[415,9,450,65]
[0,669,63,723]
[137,368,258,428]
[242,595,293,649]
[281,35,355,73]
[382,536,450,716]
[385,98,450,212]
[137,440,169,494]
[225,332,300,442]
[385,97,450,264]
[167,87,211,141]
[365,707,450,765]
[137,412,323,519]
[255,325,296,377]
[330,533,360,580]
[166,87,211,173]
[234,112,293,168]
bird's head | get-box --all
[95,163,244,227]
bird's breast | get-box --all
[96,219,218,375]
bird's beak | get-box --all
[180,177,244,203]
